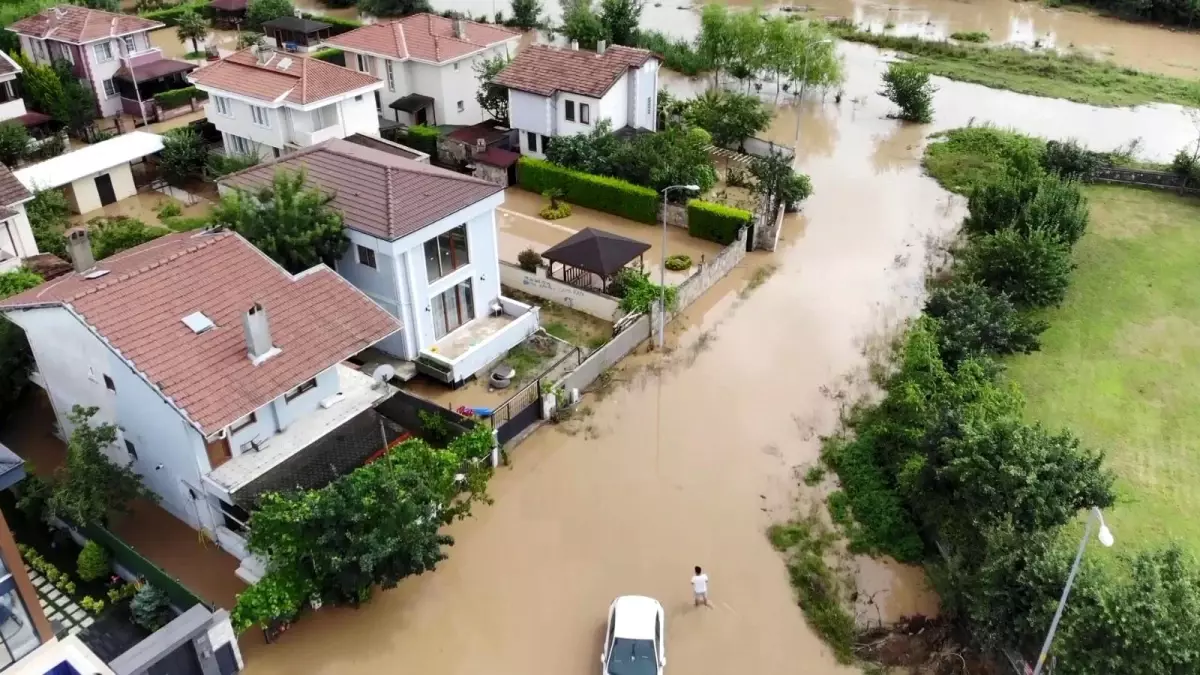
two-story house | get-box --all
[8,5,198,120]
[219,138,540,385]
[0,165,38,275]
[323,13,520,127]
[189,47,384,160]
[0,51,29,125]
[0,229,403,568]
[493,42,659,157]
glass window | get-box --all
[424,225,469,282]
[431,279,474,339]
[93,41,113,62]
[103,78,117,98]
[580,103,590,124]
[357,245,377,269]
[314,103,338,129]
[565,100,574,122]
[122,35,136,54]
[214,96,231,116]
[385,60,395,92]
[230,411,256,433]
[250,105,270,127]
[58,43,74,65]
[229,135,252,155]
[285,378,317,402]
[104,374,116,391]
[526,132,537,152]
[0,584,40,665]
[356,53,369,72]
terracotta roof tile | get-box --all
[492,44,655,98]
[8,5,162,44]
[0,164,31,207]
[0,52,20,78]
[220,139,502,241]
[0,231,401,436]
[188,49,381,105]
[323,13,518,63]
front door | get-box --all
[374,91,382,114]
[416,107,428,125]
[94,173,116,206]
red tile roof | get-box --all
[0,164,31,207]
[188,49,381,105]
[0,231,401,436]
[220,139,503,241]
[8,5,162,44]
[0,52,20,78]
[492,44,655,98]
[323,13,518,63]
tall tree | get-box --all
[473,54,510,124]
[246,0,295,30]
[175,9,210,54]
[880,61,936,123]
[77,0,120,9]
[211,169,349,273]
[682,89,772,150]
[509,0,542,28]
[48,406,156,527]
[0,269,42,423]
[26,189,70,260]
[356,0,432,18]
[559,0,605,50]
[697,5,734,87]
[159,127,210,185]
[598,0,643,46]
[0,121,30,168]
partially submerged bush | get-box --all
[664,254,692,271]
[517,248,542,273]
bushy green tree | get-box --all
[48,406,156,527]
[159,127,210,185]
[510,0,542,28]
[0,269,42,423]
[474,54,510,124]
[88,217,170,260]
[750,150,812,214]
[211,169,349,273]
[966,174,1089,245]
[545,120,623,174]
[559,0,605,50]
[598,0,642,46]
[246,0,295,30]
[1041,139,1104,179]
[357,0,431,17]
[26,189,70,260]
[924,279,1048,368]
[0,121,30,167]
[76,540,110,582]
[544,121,716,194]
[682,89,771,150]
[175,9,210,54]
[130,583,171,631]
[962,227,1074,309]
[880,62,935,123]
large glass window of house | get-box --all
[313,103,338,130]
[424,224,469,282]
[0,574,40,668]
[431,279,475,339]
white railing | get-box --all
[293,123,345,147]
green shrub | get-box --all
[539,203,572,219]
[310,47,344,64]
[1042,139,1104,179]
[79,595,106,615]
[130,583,172,631]
[949,30,989,43]
[924,278,1048,368]
[611,268,677,314]
[76,540,111,582]
[139,0,210,26]
[301,11,361,34]
[88,217,171,260]
[664,254,692,271]
[517,248,542,272]
[634,30,712,76]
[162,215,210,232]
[962,227,1074,309]
[156,202,182,219]
[966,174,1089,245]
[687,199,750,245]
[152,86,205,110]
[517,157,659,224]
[404,124,440,156]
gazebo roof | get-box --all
[541,227,650,278]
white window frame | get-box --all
[385,60,395,92]
[356,53,370,73]
[229,134,252,155]
[122,35,137,55]
[229,411,256,434]
[58,43,74,65]
[250,105,270,128]
[213,96,232,117]
[102,78,117,99]
[93,41,114,63]
[580,103,590,125]
[356,245,377,269]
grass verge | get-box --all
[831,25,1200,108]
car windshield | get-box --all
[606,638,657,675]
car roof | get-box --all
[612,596,661,640]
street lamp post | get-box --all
[794,38,833,145]
[1031,506,1114,675]
[657,184,700,349]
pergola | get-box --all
[262,16,332,51]
[540,227,650,294]
[209,0,247,27]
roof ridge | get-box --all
[322,140,496,186]
[385,166,398,238]
[394,21,408,58]
[61,232,233,303]
[300,56,309,103]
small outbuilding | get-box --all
[209,0,248,27]
[540,227,650,294]
[14,131,164,215]
[262,16,332,52]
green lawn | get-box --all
[1006,185,1200,556]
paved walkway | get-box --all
[26,565,93,637]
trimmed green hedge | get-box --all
[687,199,751,245]
[140,0,211,26]
[516,157,659,224]
[405,124,440,157]
[153,86,206,110]
[301,11,361,34]
[311,47,344,65]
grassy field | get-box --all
[832,25,1200,108]
[1006,185,1200,557]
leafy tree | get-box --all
[175,9,210,54]
[924,279,1048,368]
[545,119,623,174]
[26,189,70,260]
[87,217,170,260]
[0,122,30,167]
[880,62,935,123]
[159,127,210,185]
[598,0,643,47]
[76,540,110,582]
[697,5,735,87]
[211,169,349,273]
[356,0,431,18]
[236,425,494,620]
[682,89,771,150]
[750,150,812,214]
[726,9,765,88]
[559,0,605,50]
[966,174,1089,245]
[0,269,42,423]
[0,269,41,299]
[48,406,156,527]
[77,0,120,9]
[510,0,542,28]
[246,0,295,30]
[130,583,171,631]
[473,54,510,124]
[47,60,96,136]
[1041,139,1104,179]
[962,227,1074,309]
[545,120,716,194]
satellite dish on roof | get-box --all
[371,364,395,388]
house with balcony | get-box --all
[220,138,540,385]
[0,228,404,572]
[0,52,29,125]
[0,165,38,275]
[189,46,383,160]
[493,42,659,157]
[323,13,519,127]
[7,5,198,120]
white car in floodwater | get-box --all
[601,596,667,675]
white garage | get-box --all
[14,131,164,215]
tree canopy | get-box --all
[881,62,936,123]
[356,0,432,18]
[510,0,542,28]
[474,54,510,124]
[681,89,772,149]
[160,127,210,185]
[0,269,43,422]
[246,0,295,30]
[175,9,210,54]
[48,406,156,527]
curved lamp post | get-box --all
[657,184,700,348]
[1031,506,1114,675]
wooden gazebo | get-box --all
[262,16,332,52]
[540,227,650,294]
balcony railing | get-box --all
[292,123,344,147]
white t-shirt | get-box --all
[691,573,709,594]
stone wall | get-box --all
[1088,167,1200,194]
[557,314,651,395]
[659,203,688,229]
[473,162,508,186]
[650,226,748,337]
[499,262,621,321]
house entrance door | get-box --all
[416,107,428,125]
[94,173,117,206]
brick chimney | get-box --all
[65,227,94,274]
[242,302,278,364]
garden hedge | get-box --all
[153,86,206,110]
[405,125,440,157]
[139,0,211,25]
[687,199,751,245]
[311,48,345,65]
[516,157,659,224]
[301,12,362,34]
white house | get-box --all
[14,131,163,215]
[8,5,197,120]
[0,164,37,274]
[189,47,383,160]
[0,229,404,572]
[220,138,540,385]
[493,42,660,157]
[323,13,520,127]
[0,52,28,124]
